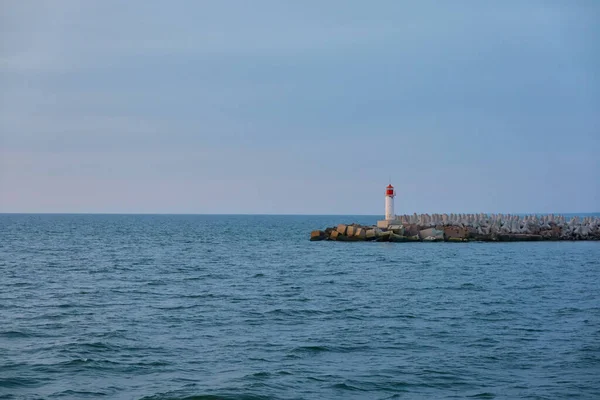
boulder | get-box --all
[376,231,392,242]
[389,233,408,242]
[404,224,420,237]
[354,227,367,240]
[346,226,356,237]
[329,230,341,241]
[336,224,347,235]
[443,226,468,240]
[466,226,479,238]
[419,228,444,241]
[366,229,379,240]
[389,224,405,235]
[447,237,467,242]
[526,223,541,235]
[560,228,574,240]
[577,226,591,238]
[310,230,327,241]
[540,226,561,240]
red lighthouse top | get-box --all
[386,184,395,196]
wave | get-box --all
[0,377,42,388]
[49,389,109,397]
[0,330,31,338]
[140,394,274,400]
[467,393,496,399]
[290,345,330,353]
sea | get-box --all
[1,214,599,400]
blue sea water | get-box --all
[1,214,599,400]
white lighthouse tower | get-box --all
[385,184,395,220]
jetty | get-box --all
[310,213,600,242]
[312,185,599,242]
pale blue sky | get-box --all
[1,1,598,214]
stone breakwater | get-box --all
[310,214,600,242]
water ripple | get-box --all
[1,214,599,400]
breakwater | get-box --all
[310,213,600,242]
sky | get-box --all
[1,1,599,214]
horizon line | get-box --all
[1,211,599,216]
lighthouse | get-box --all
[385,184,395,220]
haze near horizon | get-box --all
[1,1,598,214]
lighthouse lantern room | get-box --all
[385,184,395,220]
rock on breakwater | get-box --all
[310,214,600,242]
